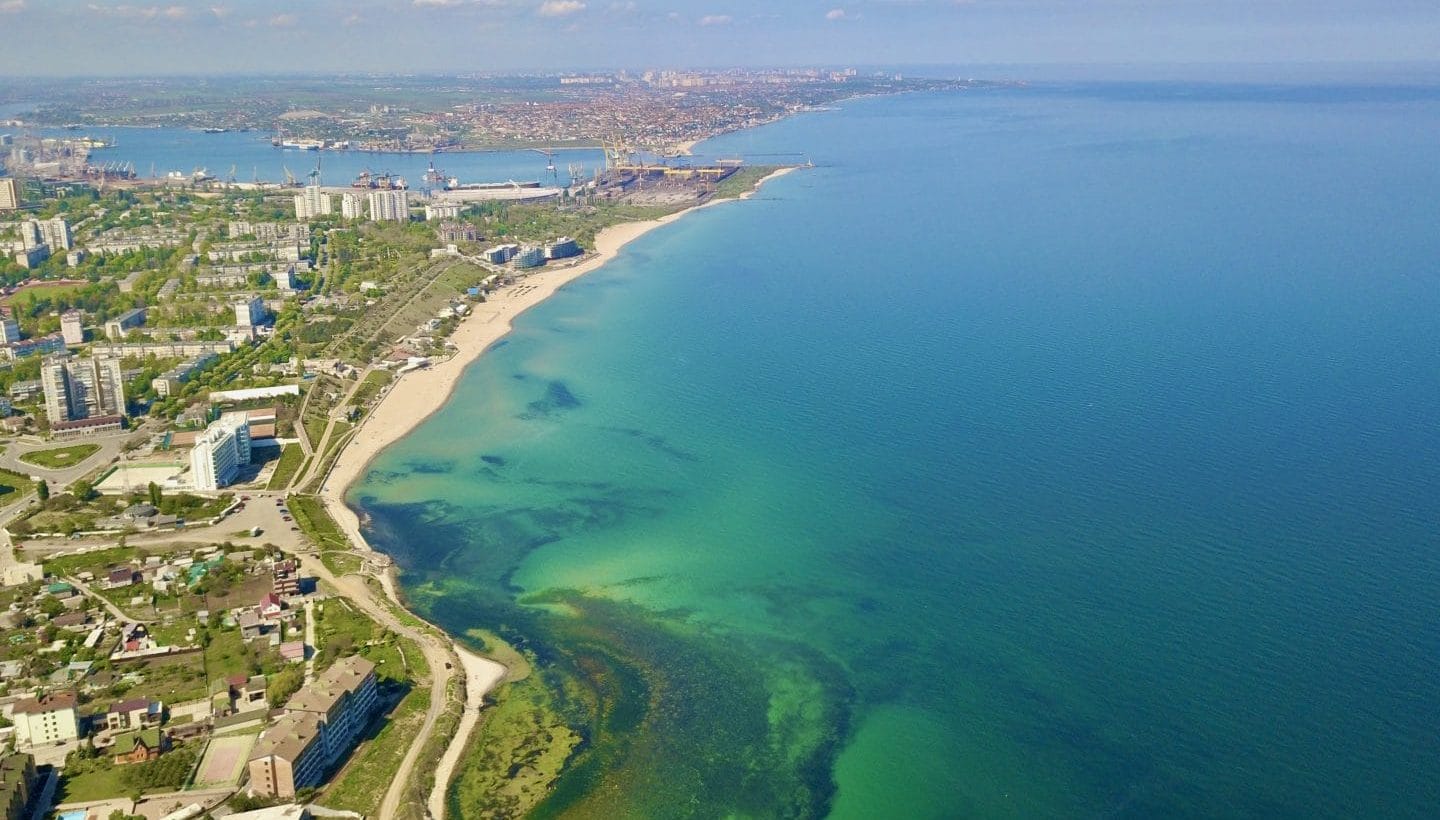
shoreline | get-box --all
[315,164,798,815]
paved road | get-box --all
[0,426,141,489]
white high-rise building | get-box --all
[424,202,461,221]
[39,217,72,251]
[60,310,84,346]
[293,185,333,220]
[19,220,43,249]
[0,178,19,211]
[340,192,365,220]
[41,355,126,422]
[190,414,252,491]
[367,189,409,223]
[235,296,266,327]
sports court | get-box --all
[195,732,257,786]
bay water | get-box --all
[351,83,1440,818]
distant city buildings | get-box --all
[189,413,251,491]
[293,185,333,220]
[367,189,408,223]
[41,354,126,423]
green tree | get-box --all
[147,481,163,507]
[35,480,48,502]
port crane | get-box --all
[307,155,322,187]
[282,166,297,187]
[528,148,559,181]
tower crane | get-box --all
[528,148,559,181]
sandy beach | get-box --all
[314,165,796,816]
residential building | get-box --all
[105,698,163,732]
[0,753,38,820]
[111,728,167,764]
[39,217,72,251]
[293,185,332,220]
[13,245,48,270]
[150,353,218,398]
[437,221,479,244]
[423,202,461,221]
[235,296,267,328]
[340,192,365,220]
[0,317,20,345]
[12,691,80,747]
[367,189,408,223]
[41,354,126,422]
[273,267,299,291]
[60,310,84,345]
[247,656,379,798]
[0,178,19,211]
[105,307,146,340]
[18,221,42,249]
[189,413,251,491]
[483,243,519,264]
[2,333,65,362]
[512,246,545,269]
[544,237,582,260]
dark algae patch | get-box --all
[380,501,852,819]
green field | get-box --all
[18,443,100,469]
[266,445,306,490]
[289,494,350,551]
[0,468,35,502]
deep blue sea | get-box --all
[350,83,1440,818]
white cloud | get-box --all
[162,4,187,19]
[698,13,731,25]
[538,0,585,16]
[608,0,636,13]
[0,0,26,13]
[269,12,296,27]
[414,0,462,6]
[825,8,847,20]
[343,13,364,26]
[209,4,228,18]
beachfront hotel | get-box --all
[189,413,252,491]
[247,656,379,798]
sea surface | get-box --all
[350,83,1440,818]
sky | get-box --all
[0,0,1437,77]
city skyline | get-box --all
[1,0,1438,77]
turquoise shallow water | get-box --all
[352,84,1440,818]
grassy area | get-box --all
[18,443,100,469]
[348,370,393,407]
[0,468,36,503]
[713,165,783,199]
[266,444,305,490]
[320,688,431,815]
[58,747,199,802]
[319,551,364,576]
[289,494,349,551]
[43,546,138,577]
